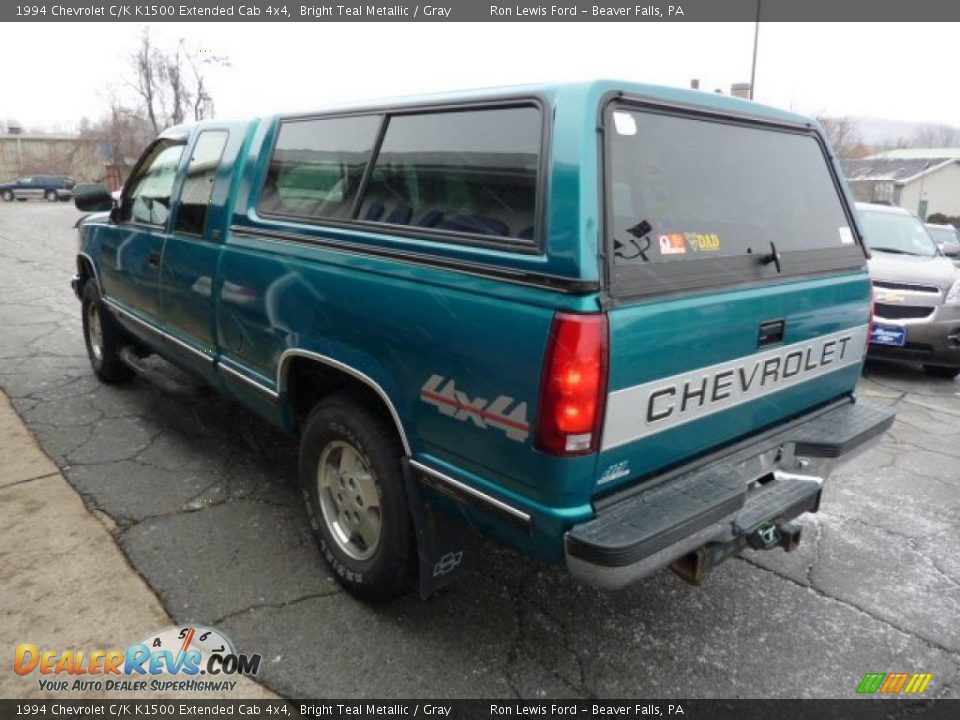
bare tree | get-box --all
[816,115,869,159]
[81,90,155,181]
[184,42,229,121]
[77,32,227,187]
[909,123,960,148]
[129,29,229,134]
[132,31,163,135]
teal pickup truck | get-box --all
[72,81,894,600]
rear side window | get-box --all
[606,104,864,297]
[357,107,541,241]
[259,115,381,220]
[175,130,228,237]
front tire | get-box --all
[45,190,58,202]
[81,280,135,384]
[1,190,13,202]
[299,395,415,601]
[923,364,960,379]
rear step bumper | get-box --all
[565,399,895,590]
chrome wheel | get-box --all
[87,301,103,362]
[316,440,381,561]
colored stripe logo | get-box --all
[857,672,932,694]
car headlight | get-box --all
[946,279,960,305]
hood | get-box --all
[868,252,960,291]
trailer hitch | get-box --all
[672,521,804,585]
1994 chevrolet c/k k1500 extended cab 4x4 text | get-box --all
[71,81,894,600]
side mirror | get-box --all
[74,184,115,213]
[942,241,960,258]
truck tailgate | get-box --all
[594,273,870,492]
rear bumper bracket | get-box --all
[566,398,894,589]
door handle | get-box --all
[758,319,785,347]
[148,250,161,268]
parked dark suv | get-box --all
[0,175,75,202]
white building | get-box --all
[842,148,960,220]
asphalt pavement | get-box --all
[1,202,958,699]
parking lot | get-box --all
[1,202,958,699]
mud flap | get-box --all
[402,459,481,599]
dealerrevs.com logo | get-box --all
[14,626,261,693]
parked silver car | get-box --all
[926,223,960,267]
[858,203,960,378]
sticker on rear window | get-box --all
[613,111,637,136]
[686,232,721,252]
[839,226,854,244]
[658,234,686,255]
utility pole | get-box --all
[749,0,761,100]
[917,161,932,220]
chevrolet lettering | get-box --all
[606,327,865,447]
[71,81,894,600]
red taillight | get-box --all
[865,288,875,357]
[535,312,608,456]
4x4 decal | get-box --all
[420,375,530,442]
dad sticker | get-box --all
[686,232,721,251]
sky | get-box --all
[3,22,959,131]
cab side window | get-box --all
[122,139,186,226]
[175,131,229,237]
[259,115,382,220]
[357,107,541,241]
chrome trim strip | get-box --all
[409,459,531,525]
[101,297,215,365]
[218,360,279,399]
[871,281,941,297]
[276,349,411,455]
[77,252,102,292]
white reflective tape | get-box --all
[601,325,868,450]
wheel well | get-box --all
[77,256,95,291]
[283,356,408,452]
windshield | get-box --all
[859,209,939,258]
[926,225,958,247]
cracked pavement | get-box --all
[1,203,958,698]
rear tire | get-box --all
[81,280,135,384]
[45,190,58,202]
[1,190,13,202]
[299,394,415,601]
[922,364,960,379]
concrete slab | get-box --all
[0,392,276,700]
[0,392,59,487]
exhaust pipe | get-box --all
[671,541,740,585]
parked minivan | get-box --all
[1,174,75,201]
[72,81,893,600]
